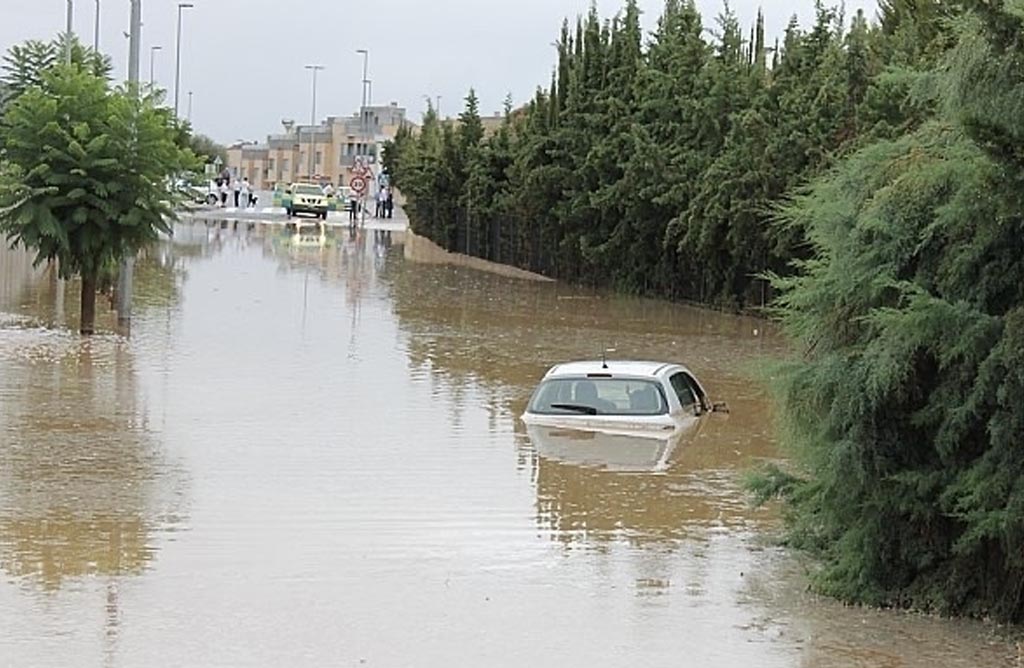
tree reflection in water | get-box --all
[0,337,185,591]
[0,243,187,599]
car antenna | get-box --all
[602,348,616,370]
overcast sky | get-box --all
[3,0,876,144]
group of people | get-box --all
[375,187,394,219]
[346,186,395,222]
[212,176,258,209]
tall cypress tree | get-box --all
[763,1,1024,622]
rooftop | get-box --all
[543,360,689,379]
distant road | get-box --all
[177,202,409,233]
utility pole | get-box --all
[173,3,193,118]
[357,49,368,110]
[127,2,140,85]
[118,0,142,328]
[93,0,100,53]
[65,1,74,65]
[305,64,324,180]
[356,49,369,225]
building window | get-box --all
[269,158,275,171]
[315,151,322,166]
[282,158,289,171]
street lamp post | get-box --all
[304,64,324,180]
[149,45,162,87]
[173,3,193,117]
[187,91,193,121]
[65,0,74,64]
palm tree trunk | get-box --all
[80,274,97,335]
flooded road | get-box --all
[0,222,1018,667]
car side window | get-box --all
[669,373,696,409]
[683,374,708,412]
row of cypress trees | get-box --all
[385,0,935,308]
[388,0,1024,622]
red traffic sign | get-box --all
[349,176,368,195]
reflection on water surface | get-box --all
[0,223,1017,667]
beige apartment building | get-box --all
[227,103,413,191]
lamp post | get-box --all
[304,64,324,179]
[187,91,193,121]
[149,45,161,87]
[173,3,193,117]
[65,0,74,64]
[93,0,100,53]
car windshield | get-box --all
[294,185,323,196]
[528,378,668,416]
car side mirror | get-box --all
[712,402,729,414]
[285,189,292,195]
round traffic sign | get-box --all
[350,176,367,195]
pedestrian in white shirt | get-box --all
[241,178,252,208]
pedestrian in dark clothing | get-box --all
[386,190,394,219]
[349,198,357,222]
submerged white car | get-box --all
[521,360,719,437]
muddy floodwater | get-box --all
[0,222,1018,667]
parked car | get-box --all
[172,177,218,206]
[521,360,723,437]
[283,183,329,219]
[191,183,219,206]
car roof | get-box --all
[543,360,689,379]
